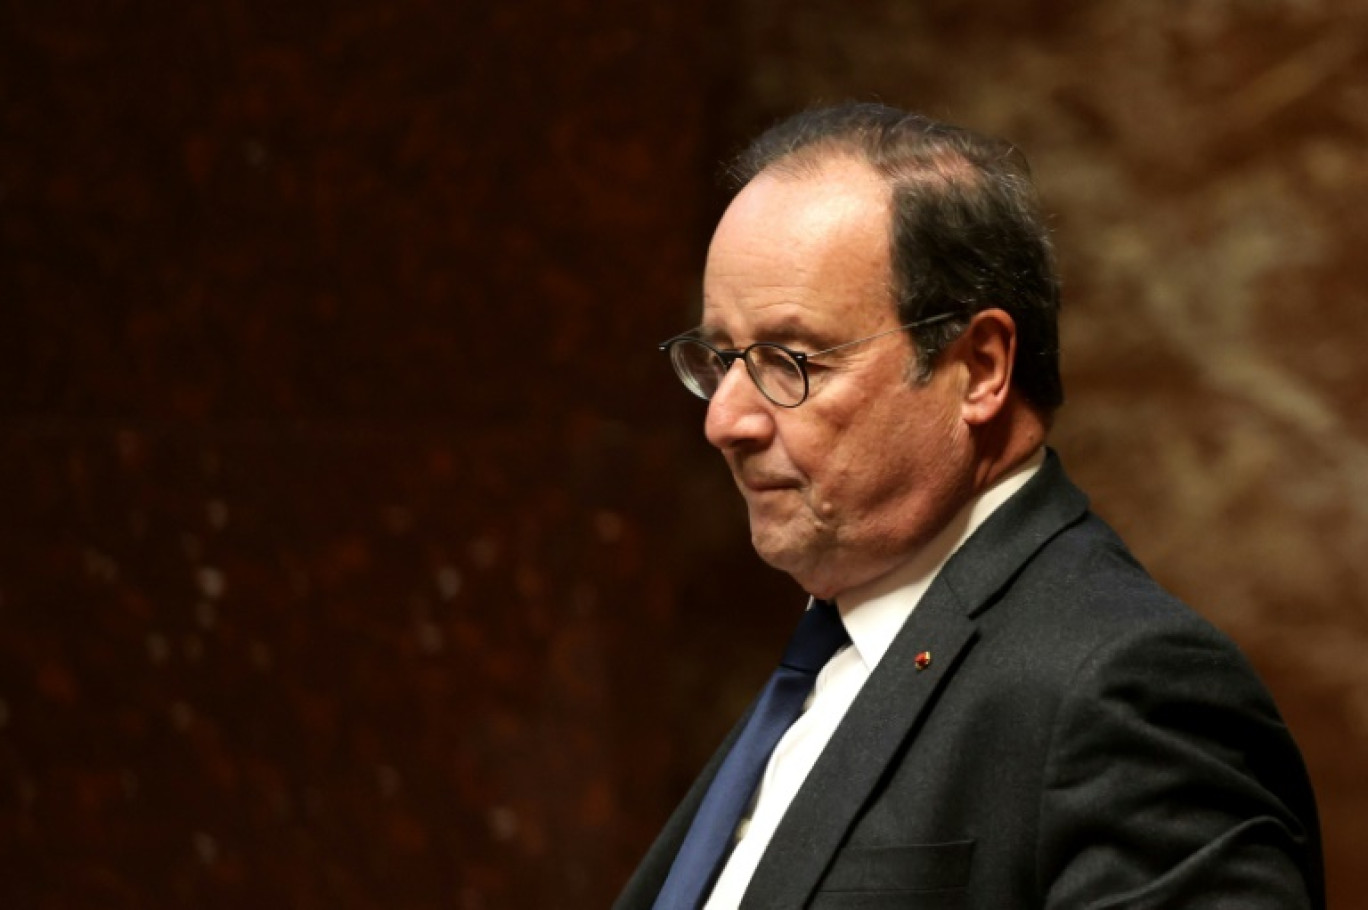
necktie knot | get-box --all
[779,599,849,674]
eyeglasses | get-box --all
[658,312,957,408]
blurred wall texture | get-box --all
[3,1,1366,907]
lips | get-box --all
[736,473,800,493]
[728,453,801,493]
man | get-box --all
[617,104,1324,909]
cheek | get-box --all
[786,413,879,513]
[774,368,959,508]
[831,392,962,500]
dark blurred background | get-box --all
[2,1,1366,907]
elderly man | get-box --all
[617,104,1323,909]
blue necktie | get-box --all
[652,599,850,909]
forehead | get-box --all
[701,156,897,343]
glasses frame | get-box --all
[658,311,958,408]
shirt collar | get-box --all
[830,447,1046,672]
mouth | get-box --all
[729,454,801,495]
[737,474,800,494]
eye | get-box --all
[799,356,833,373]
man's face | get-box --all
[701,157,975,598]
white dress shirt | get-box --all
[703,449,1044,909]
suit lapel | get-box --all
[740,578,978,908]
[741,451,1089,907]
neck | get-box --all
[969,396,1047,494]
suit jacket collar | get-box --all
[740,449,1090,907]
[942,448,1090,618]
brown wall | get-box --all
[2,1,1364,907]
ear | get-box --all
[955,308,1016,426]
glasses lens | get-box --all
[747,344,807,406]
[669,339,725,400]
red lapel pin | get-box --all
[915,650,932,671]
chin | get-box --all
[749,528,799,570]
[750,528,826,588]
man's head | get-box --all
[681,104,1059,597]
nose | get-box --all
[704,359,776,451]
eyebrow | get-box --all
[698,316,827,350]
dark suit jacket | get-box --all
[616,451,1324,909]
